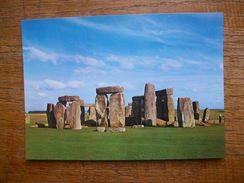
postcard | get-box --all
[22,13,225,160]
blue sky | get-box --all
[21,13,223,112]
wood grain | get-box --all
[0,0,243,182]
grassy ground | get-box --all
[26,110,225,160]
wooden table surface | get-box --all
[0,0,243,182]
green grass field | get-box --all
[26,110,225,160]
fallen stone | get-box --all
[95,94,108,127]
[156,118,167,127]
[132,124,144,128]
[106,127,126,132]
[144,83,157,126]
[54,102,66,129]
[96,86,124,94]
[96,126,106,132]
[109,92,125,127]
[177,98,195,127]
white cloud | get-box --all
[220,63,223,70]
[23,47,58,64]
[107,54,134,69]
[67,80,84,88]
[74,55,105,67]
[23,46,105,68]
[37,92,47,97]
[75,66,105,75]
[44,79,66,90]
[160,59,183,71]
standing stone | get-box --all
[144,83,157,126]
[177,98,195,127]
[66,101,82,130]
[156,88,174,122]
[109,92,125,127]
[54,102,66,129]
[125,103,132,117]
[132,96,144,125]
[202,108,210,123]
[192,101,200,120]
[95,94,108,127]
[46,103,56,128]
[89,106,96,121]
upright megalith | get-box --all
[88,106,96,121]
[202,108,210,123]
[156,88,174,122]
[46,103,56,128]
[54,102,66,129]
[177,98,195,127]
[132,96,144,125]
[125,103,132,117]
[109,92,125,127]
[144,83,157,126]
[95,86,125,127]
[66,101,82,130]
[192,101,200,120]
[95,94,108,127]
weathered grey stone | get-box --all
[58,95,80,102]
[132,96,144,125]
[202,108,210,123]
[88,106,96,121]
[46,103,56,128]
[80,106,85,123]
[95,94,108,127]
[54,102,66,129]
[125,117,136,126]
[144,83,157,126]
[106,127,126,132]
[66,101,82,130]
[96,126,106,132]
[177,98,195,127]
[192,101,200,120]
[109,92,125,127]
[156,95,175,122]
[155,88,173,96]
[96,86,124,94]
[125,103,132,117]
